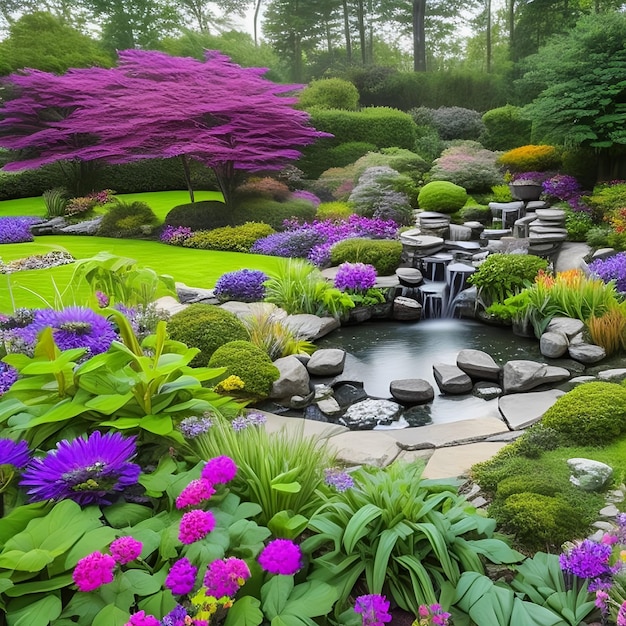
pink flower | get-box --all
[176,478,215,509]
[201,456,237,484]
[178,509,216,544]
[125,610,160,626]
[73,551,116,592]
[258,539,302,575]
[165,557,198,595]
[203,557,250,597]
[110,536,143,564]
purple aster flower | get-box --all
[0,216,40,244]
[21,307,117,355]
[161,225,193,246]
[178,414,213,438]
[73,551,116,592]
[20,431,141,506]
[165,557,198,595]
[203,557,250,598]
[589,252,626,294]
[213,269,268,302]
[0,439,30,468]
[161,604,189,626]
[258,539,302,575]
[595,590,610,615]
[334,262,378,292]
[245,411,267,426]
[0,362,18,396]
[354,594,392,626]
[178,509,216,544]
[324,468,354,492]
[175,478,215,509]
[125,611,160,626]
[559,539,618,590]
[201,456,237,484]
[109,536,142,564]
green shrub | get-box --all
[97,199,159,238]
[330,238,403,275]
[542,381,626,445]
[298,78,360,111]
[183,222,275,252]
[496,492,585,551]
[164,200,231,230]
[326,142,377,170]
[586,225,611,249]
[510,423,562,458]
[208,340,279,400]
[231,198,317,229]
[458,205,492,224]
[468,253,548,306]
[481,105,532,151]
[353,148,429,183]
[496,475,561,500]
[588,182,626,219]
[497,144,562,173]
[0,162,63,200]
[429,106,485,141]
[565,211,595,242]
[316,201,353,221]
[417,180,468,214]
[167,304,249,366]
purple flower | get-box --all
[0,216,41,244]
[417,603,451,626]
[589,253,626,294]
[161,225,193,245]
[95,291,110,308]
[161,604,189,626]
[231,416,249,431]
[560,539,617,590]
[175,478,215,509]
[73,551,116,592]
[109,536,142,564]
[354,594,392,626]
[334,262,378,292]
[245,411,267,426]
[165,557,198,595]
[201,456,237,484]
[19,307,117,355]
[178,509,216,544]
[179,414,213,438]
[0,438,30,468]
[291,189,321,207]
[20,431,141,506]
[620,602,626,626]
[203,557,250,597]
[258,539,302,575]
[213,269,268,302]
[324,468,354,492]
[542,174,582,202]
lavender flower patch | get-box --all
[213,269,268,302]
[542,174,581,201]
[0,216,42,244]
[291,189,321,207]
[334,262,378,291]
[160,225,193,245]
[589,252,626,293]
[251,227,327,258]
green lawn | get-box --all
[0,189,284,313]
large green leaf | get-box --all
[3,573,73,597]
[224,596,264,626]
[261,575,294,619]
[0,549,54,572]
[92,604,129,626]
[6,593,62,626]
[342,503,382,553]
[370,522,412,592]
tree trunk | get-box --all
[180,155,195,203]
[253,0,262,46]
[508,0,515,51]
[357,0,366,64]
[412,0,426,72]
[486,0,492,72]
[342,0,352,63]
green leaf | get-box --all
[0,502,50,545]
[123,569,163,596]
[84,392,134,414]
[24,399,87,427]
[92,604,129,626]
[4,573,73,597]
[271,482,301,493]
[224,596,264,626]
[371,523,412,592]
[6,593,62,626]
[103,502,154,528]
[261,575,294,619]
[0,549,54,571]
[100,417,141,429]
[342,503,383,553]
[281,581,338,618]
[138,590,177,618]
[268,512,309,540]
[139,414,173,435]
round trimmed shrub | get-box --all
[231,198,317,230]
[298,78,360,111]
[208,340,280,400]
[330,238,403,276]
[541,381,626,444]
[97,200,159,238]
[417,181,468,214]
[183,222,275,253]
[164,201,231,231]
[167,304,248,367]
[497,144,561,173]
[213,269,268,303]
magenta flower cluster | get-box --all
[203,557,251,597]
[334,262,378,292]
[258,538,302,575]
[418,603,452,625]
[175,478,216,509]
[589,252,626,294]
[20,431,141,506]
[165,557,198,595]
[109,536,143,565]
[201,455,238,484]
[354,594,392,626]
[213,269,268,302]
[178,509,216,544]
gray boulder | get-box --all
[598,368,626,383]
[568,458,613,491]
[270,356,310,399]
[502,360,570,393]
[540,331,569,359]
[393,297,422,321]
[546,317,585,339]
[285,314,341,340]
[389,379,435,404]
[340,398,402,429]
[61,217,103,235]
[568,341,606,364]
[307,348,346,376]
[432,363,473,394]
[457,349,500,381]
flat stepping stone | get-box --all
[422,442,509,479]
[536,208,566,220]
[529,226,568,234]
[389,416,510,450]
[395,267,424,286]
[263,413,349,439]
[329,431,401,467]
[433,363,473,394]
[482,229,512,239]
[457,349,500,382]
[597,368,626,382]
[526,200,549,210]
[530,233,567,243]
[444,240,482,251]
[389,379,435,404]
[499,389,565,430]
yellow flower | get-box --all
[216,375,245,393]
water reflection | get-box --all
[317,319,543,424]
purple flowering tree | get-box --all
[0,50,329,203]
